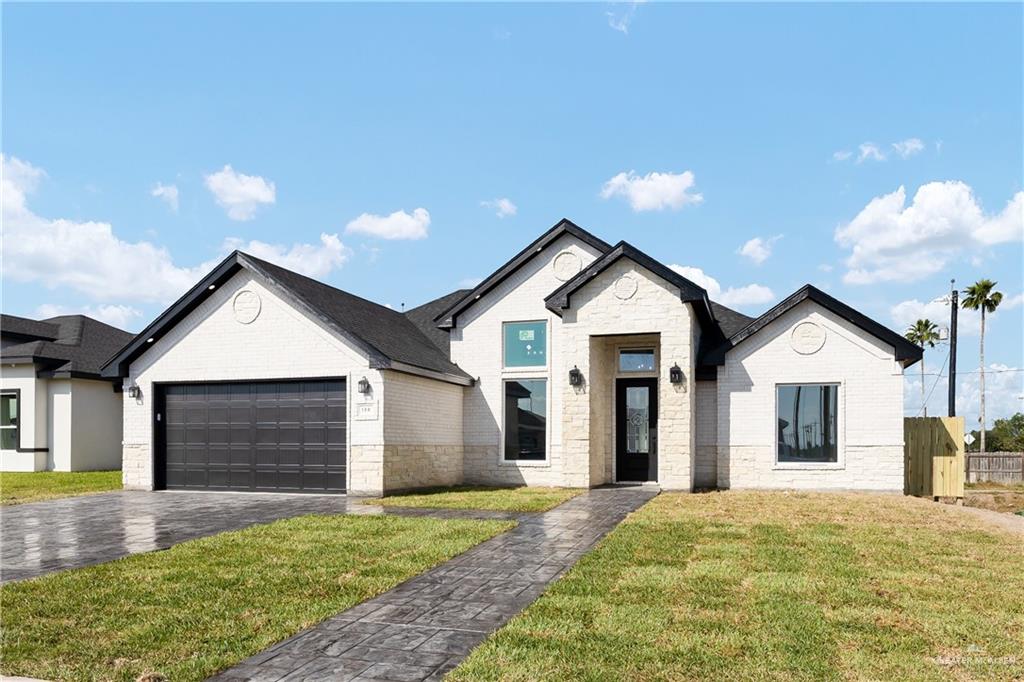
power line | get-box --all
[912,368,1024,377]
[917,347,951,417]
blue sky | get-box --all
[3,3,1022,425]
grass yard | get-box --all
[450,491,1024,681]
[965,482,1024,516]
[0,470,121,505]
[368,485,584,512]
[0,514,513,682]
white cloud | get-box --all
[458,277,483,289]
[1,155,349,304]
[892,137,925,159]
[835,182,1024,285]
[223,233,351,278]
[203,165,276,221]
[817,263,834,273]
[668,265,776,310]
[606,0,643,33]
[150,182,179,212]
[832,150,853,162]
[737,234,782,265]
[600,170,703,212]
[904,363,1023,427]
[34,303,143,331]
[857,143,887,163]
[345,208,430,240]
[481,198,517,218]
[892,291,1022,338]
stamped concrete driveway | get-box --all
[0,491,516,583]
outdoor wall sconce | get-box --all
[669,364,684,384]
[568,366,583,386]
[357,377,372,394]
[127,384,142,399]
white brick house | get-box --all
[102,219,921,495]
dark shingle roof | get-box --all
[102,251,472,384]
[709,301,754,338]
[1,314,133,379]
[242,255,471,381]
[0,314,59,341]
[404,290,470,357]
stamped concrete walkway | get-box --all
[210,485,657,682]
[0,491,516,583]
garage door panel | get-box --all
[160,379,346,493]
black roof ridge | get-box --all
[238,251,406,321]
[706,283,922,366]
[432,218,613,328]
[102,251,472,384]
[544,239,709,315]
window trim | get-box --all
[500,377,550,465]
[501,320,549,370]
[772,381,845,470]
[0,389,43,453]
[618,348,657,374]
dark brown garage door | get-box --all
[157,379,346,493]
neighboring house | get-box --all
[1,314,133,472]
[101,219,921,495]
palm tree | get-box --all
[962,279,1003,455]
[905,319,940,416]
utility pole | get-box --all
[948,279,958,417]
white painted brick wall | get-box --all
[716,300,905,491]
[452,234,604,487]
[381,370,463,491]
[122,272,386,494]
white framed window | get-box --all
[776,383,839,464]
[503,321,547,368]
[502,378,547,461]
[1,391,20,451]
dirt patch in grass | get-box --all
[0,470,122,505]
[0,514,513,681]
[965,489,1024,515]
[450,491,1024,681]
[368,485,584,512]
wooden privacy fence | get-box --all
[904,417,964,500]
[965,452,1024,485]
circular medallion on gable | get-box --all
[613,274,638,300]
[552,251,583,282]
[233,290,262,324]
[790,321,826,354]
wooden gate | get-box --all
[904,417,965,500]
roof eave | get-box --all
[433,218,613,328]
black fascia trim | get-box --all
[100,253,247,378]
[544,241,709,315]
[705,284,923,366]
[432,218,613,329]
[237,254,393,370]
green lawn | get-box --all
[1,514,513,682]
[450,491,1024,681]
[367,485,584,512]
[0,470,122,505]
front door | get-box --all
[615,378,657,482]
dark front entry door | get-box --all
[615,378,658,482]
[156,379,347,493]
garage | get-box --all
[156,379,346,493]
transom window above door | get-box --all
[619,349,655,372]
[503,321,547,367]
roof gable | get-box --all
[544,241,708,315]
[433,218,612,329]
[101,252,472,385]
[706,284,922,366]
